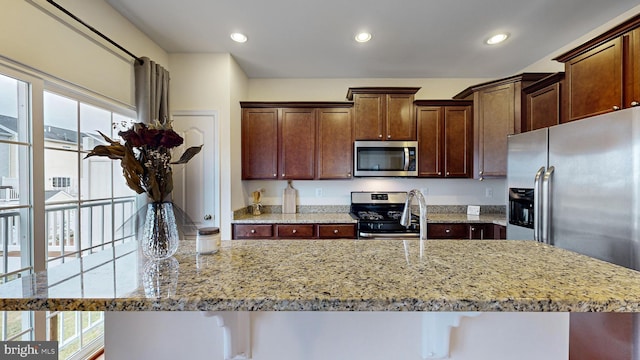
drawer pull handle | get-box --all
[250,229,256,234]
[333,229,339,234]
[292,229,297,234]
[613,105,621,111]
[631,101,640,107]
[445,229,451,233]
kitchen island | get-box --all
[2,239,640,312]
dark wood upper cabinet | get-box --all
[554,14,640,121]
[240,102,353,180]
[522,72,565,132]
[241,108,279,179]
[316,107,354,179]
[454,73,551,179]
[415,100,472,178]
[347,87,420,141]
[279,108,316,180]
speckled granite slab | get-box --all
[2,239,640,312]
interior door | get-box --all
[171,112,218,236]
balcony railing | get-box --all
[0,197,137,273]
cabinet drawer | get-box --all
[276,224,315,238]
[427,223,468,239]
[233,224,273,239]
[317,224,356,239]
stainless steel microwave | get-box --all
[353,141,418,177]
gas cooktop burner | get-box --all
[357,211,384,221]
[387,211,403,220]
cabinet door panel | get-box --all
[280,108,316,179]
[443,106,471,177]
[566,37,622,121]
[354,94,384,140]
[478,83,514,177]
[387,94,416,140]
[624,28,640,108]
[242,109,278,179]
[317,108,353,179]
[528,84,561,129]
[417,106,442,177]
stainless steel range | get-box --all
[350,191,420,239]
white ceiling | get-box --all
[106,0,639,79]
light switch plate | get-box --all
[467,205,480,216]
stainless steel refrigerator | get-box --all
[506,106,640,270]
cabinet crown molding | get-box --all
[553,13,640,62]
[346,87,421,100]
[453,73,553,99]
[240,101,353,108]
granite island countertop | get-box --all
[2,239,640,312]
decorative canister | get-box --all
[196,227,221,254]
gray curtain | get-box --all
[134,57,170,125]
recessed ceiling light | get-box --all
[230,32,248,43]
[355,32,372,43]
[485,33,509,45]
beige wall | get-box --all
[0,0,167,106]
[247,78,491,101]
[168,53,249,239]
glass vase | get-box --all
[142,202,179,260]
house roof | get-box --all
[0,115,104,145]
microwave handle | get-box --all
[404,147,410,171]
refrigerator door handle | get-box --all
[533,167,546,242]
[541,166,555,245]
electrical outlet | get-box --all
[485,188,493,197]
[315,188,323,197]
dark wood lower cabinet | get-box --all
[233,222,505,240]
[233,223,356,240]
[427,223,505,240]
[569,313,635,360]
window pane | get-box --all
[79,103,111,152]
[44,92,78,151]
[45,203,79,264]
[0,144,28,207]
[0,208,30,278]
[80,201,113,253]
[1,311,32,341]
[112,114,136,198]
[45,149,78,201]
[0,72,31,282]
[0,74,29,143]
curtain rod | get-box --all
[46,0,144,65]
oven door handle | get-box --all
[359,232,420,239]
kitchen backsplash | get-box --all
[233,204,505,219]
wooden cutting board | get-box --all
[283,181,297,214]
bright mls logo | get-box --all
[0,341,57,359]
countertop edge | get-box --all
[0,298,635,312]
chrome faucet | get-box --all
[401,189,428,241]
